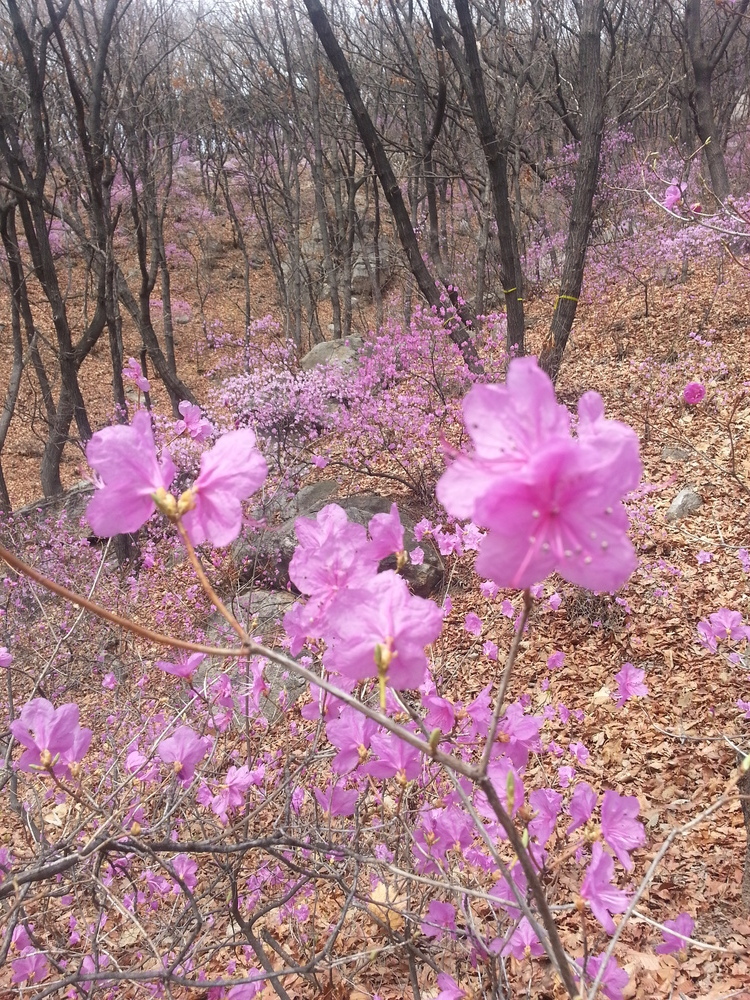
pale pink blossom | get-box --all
[683,382,705,404]
[174,401,213,442]
[157,726,212,784]
[10,698,92,777]
[86,411,176,536]
[180,429,267,546]
[438,358,641,591]
[324,571,442,689]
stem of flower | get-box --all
[478,588,533,778]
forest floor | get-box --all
[2,226,750,999]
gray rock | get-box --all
[665,486,703,522]
[661,446,692,462]
[300,337,363,372]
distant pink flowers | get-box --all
[683,382,706,405]
[174,401,213,442]
[123,356,150,393]
[437,357,641,592]
[10,698,92,777]
[86,412,267,547]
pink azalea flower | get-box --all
[420,900,457,939]
[528,787,563,845]
[567,781,597,833]
[547,650,565,670]
[227,982,264,1000]
[435,973,467,1000]
[490,861,527,919]
[737,698,750,721]
[156,652,206,678]
[501,916,545,959]
[102,672,117,690]
[210,765,254,822]
[569,741,590,764]
[482,639,498,661]
[180,429,267,547]
[363,731,422,782]
[11,951,49,985]
[696,550,712,565]
[654,912,695,954]
[576,952,629,1000]
[548,592,562,611]
[313,781,359,816]
[367,503,404,560]
[613,661,648,707]
[0,646,12,667]
[580,841,630,933]
[174,401,213,442]
[421,687,456,731]
[437,357,641,592]
[86,410,176,536]
[601,790,645,870]
[708,608,748,641]
[558,765,576,788]
[10,698,92,777]
[157,726,212,784]
[325,571,442,690]
[410,546,424,564]
[123,357,150,393]
[464,612,483,636]
[498,703,543,769]
[683,382,706,405]
[325,708,379,773]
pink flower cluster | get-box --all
[283,503,442,691]
[683,381,706,405]
[86,411,267,547]
[438,357,641,591]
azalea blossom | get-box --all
[420,900,457,939]
[0,646,12,667]
[501,917,544,960]
[683,381,706,405]
[157,726,212,784]
[437,357,641,592]
[123,356,150,393]
[664,181,685,212]
[86,417,266,547]
[655,912,694,954]
[613,661,648,707]
[580,841,629,933]
[313,781,359,816]
[601,790,645,870]
[10,698,92,777]
[86,411,176,536]
[324,571,443,690]
[567,781,597,833]
[576,952,629,1000]
[174,400,213,442]
[156,652,206,679]
[179,429,268,546]
[325,708,379,773]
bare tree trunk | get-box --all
[302,0,482,374]
[539,0,606,381]
[428,0,525,356]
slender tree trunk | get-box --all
[302,0,482,374]
[539,0,606,381]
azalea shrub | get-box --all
[1,356,742,1000]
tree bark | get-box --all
[302,0,482,374]
[539,0,606,381]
